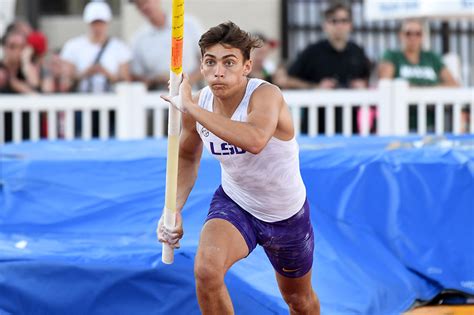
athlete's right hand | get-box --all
[157,210,183,249]
[160,74,193,113]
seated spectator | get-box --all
[249,32,278,83]
[61,0,131,138]
[0,63,9,92]
[277,1,370,89]
[61,0,131,93]
[0,30,40,94]
[131,0,203,90]
[379,19,462,132]
[4,20,50,92]
[41,49,75,93]
[4,20,33,38]
[379,19,459,87]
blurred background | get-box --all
[2,0,473,84]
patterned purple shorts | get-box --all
[206,186,314,278]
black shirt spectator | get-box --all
[274,2,371,90]
[288,39,370,88]
[0,61,27,93]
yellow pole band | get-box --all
[171,0,184,75]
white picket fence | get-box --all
[0,79,473,144]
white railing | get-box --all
[283,80,391,137]
[0,80,473,144]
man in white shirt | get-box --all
[61,1,131,93]
[131,0,203,90]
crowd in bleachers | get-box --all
[0,0,462,97]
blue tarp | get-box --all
[1,136,473,315]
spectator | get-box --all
[61,0,131,93]
[249,32,278,83]
[5,20,33,38]
[379,19,459,87]
[4,20,50,92]
[41,49,75,93]
[3,21,51,138]
[131,0,203,90]
[278,1,370,89]
[0,30,40,94]
[0,63,9,92]
[379,19,461,132]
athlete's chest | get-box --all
[196,124,250,163]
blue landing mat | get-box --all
[1,136,473,314]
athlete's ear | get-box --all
[243,59,252,76]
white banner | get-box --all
[365,0,474,21]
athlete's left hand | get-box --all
[161,74,193,113]
[157,210,184,249]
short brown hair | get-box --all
[324,2,352,21]
[198,21,262,61]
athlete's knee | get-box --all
[194,258,225,290]
[283,291,319,314]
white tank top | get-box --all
[196,78,306,222]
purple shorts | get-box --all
[206,186,314,278]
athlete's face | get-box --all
[200,44,252,98]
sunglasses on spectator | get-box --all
[328,18,351,25]
[6,43,24,50]
[404,31,422,37]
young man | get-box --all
[159,21,320,314]
[276,2,370,89]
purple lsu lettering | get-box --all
[210,142,246,155]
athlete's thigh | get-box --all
[260,199,314,278]
[196,186,257,271]
[196,218,249,271]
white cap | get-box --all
[83,1,112,23]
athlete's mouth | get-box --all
[211,83,226,89]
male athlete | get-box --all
[159,21,320,314]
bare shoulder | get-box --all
[254,83,283,98]
[249,83,284,111]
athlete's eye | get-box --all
[205,59,215,66]
[224,60,236,67]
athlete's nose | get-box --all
[214,64,224,78]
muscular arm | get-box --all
[176,94,204,212]
[187,84,283,154]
